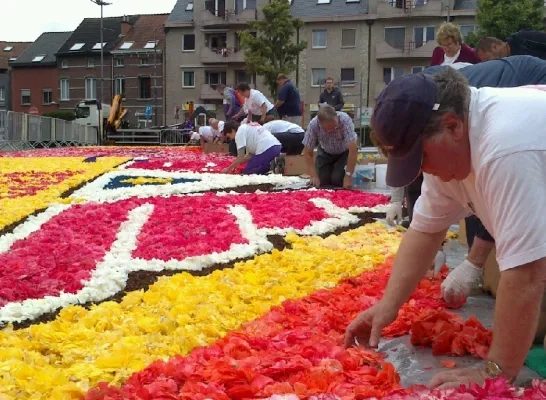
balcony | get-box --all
[375,40,437,60]
[200,84,224,100]
[201,6,258,27]
[377,0,443,18]
[200,47,246,64]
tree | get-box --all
[238,0,307,97]
[464,0,544,47]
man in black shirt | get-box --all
[476,29,546,61]
[318,77,345,111]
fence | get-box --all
[0,110,97,151]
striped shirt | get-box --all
[302,111,357,154]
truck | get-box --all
[73,99,111,137]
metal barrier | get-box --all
[0,110,97,152]
[160,129,193,145]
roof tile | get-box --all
[11,32,72,66]
[113,14,169,51]
[290,0,368,18]
[0,41,32,70]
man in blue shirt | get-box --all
[274,74,302,126]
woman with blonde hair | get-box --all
[431,22,480,66]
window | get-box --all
[186,3,193,10]
[311,68,326,86]
[183,71,195,88]
[139,77,151,99]
[60,79,69,101]
[411,66,424,74]
[340,68,355,85]
[317,0,331,3]
[384,27,406,50]
[85,78,97,99]
[115,78,125,95]
[236,70,256,84]
[61,60,68,69]
[70,43,85,51]
[205,71,227,86]
[341,29,356,48]
[140,58,149,66]
[312,30,327,48]
[144,41,157,49]
[383,67,405,84]
[183,34,195,51]
[346,0,360,2]
[32,55,46,62]
[87,59,94,68]
[3,46,13,51]
[21,89,31,105]
[0,87,4,101]
[119,42,134,50]
[43,89,53,104]
[413,26,435,48]
[460,24,476,41]
[92,42,106,50]
[115,58,124,67]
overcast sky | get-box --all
[2,0,178,42]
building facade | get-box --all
[10,32,72,115]
[110,14,168,126]
[0,42,32,112]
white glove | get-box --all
[386,202,403,226]
[441,259,482,309]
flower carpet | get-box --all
[0,146,544,399]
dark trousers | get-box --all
[251,108,277,123]
[405,173,495,247]
[273,132,304,155]
[315,146,348,187]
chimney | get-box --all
[121,15,132,35]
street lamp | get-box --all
[90,0,112,144]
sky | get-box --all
[2,0,178,42]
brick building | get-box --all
[0,41,32,112]
[110,14,168,126]
[55,16,138,111]
[10,32,72,115]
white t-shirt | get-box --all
[243,89,274,115]
[198,125,222,141]
[442,48,461,65]
[411,86,546,272]
[263,120,304,134]
[235,122,281,155]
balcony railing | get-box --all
[384,0,429,8]
[202,3,258,25]
[200,47,245,63]
[376,40,437,59]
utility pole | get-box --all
[154,28,158,126]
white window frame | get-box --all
[317,0,331,3]
[340,68,355,86]
[119,42,134,50]
[182,71,195,88]
[92,42,106,50]
[70,43,85,51]
[459,24,476,41]
[182,34,196,52]
[411,66,425,74]
[32,55,46,62]
[115,77,125,95]
[144,41,158,49]
[60,79,70,101]
[413,26,435,47]
[61,60,68,69]
[42,89,53,104]
[341,28,356,48]
[140,58,149,66]
[185,3,193,10]
[383,67,405,84]
[87,58,95,68]
[384,26,406,50]
[311,68,326,87]
[312,29,327,49]
[0,86,5,101]
[85,78,97,100]
[115,58,124,67]
[21,89,31,105]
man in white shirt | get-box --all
[191,119,224,147]
[344,70,546,388]
[221,120,281,175]
[263,118,305,158]
[234,82,277,124]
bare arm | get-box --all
[274,99,285,108]
[225,147,249,172]
[345,140,357,174]
[303,147,316,178]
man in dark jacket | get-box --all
[318,77,344,111]
[476,29,546,61]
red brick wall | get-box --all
[11,66,60,115]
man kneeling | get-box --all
[221,120,281,175]
[263,117,305,155]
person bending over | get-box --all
[221,120,281,175]
[302,105,357,189]
[234,83,277,124]
[476,30,546,61]
[263,117,305,155]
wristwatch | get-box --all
[484,360,515,384]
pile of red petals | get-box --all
[410,309,492,359]
[1,146,203,158]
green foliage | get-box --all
[238,0,307,97]
[471,0,544,43]
[42,110,75,121]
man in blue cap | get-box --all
[384,55,546,307]
[344,64,546,389]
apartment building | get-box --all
[10,32,72,115]
[110,14,168,126]
[165,0,265,125]
[369,0,477,105]
[0,41,32,112]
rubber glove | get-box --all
[441,259,483,309]
[386,186,404,226]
